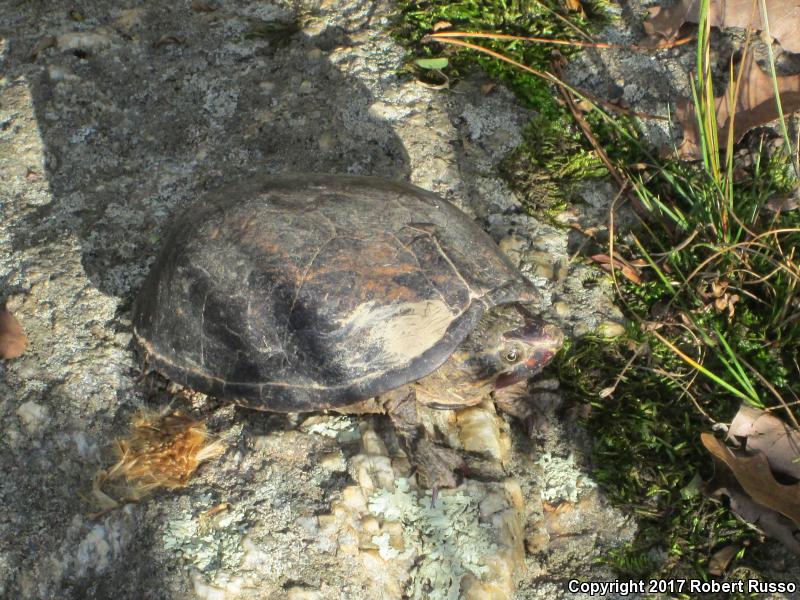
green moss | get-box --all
[554,337,760,580]
[390,0,617,213]
[549,146,800,580]
[392,0,607,100]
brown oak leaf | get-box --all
[645,0,800,54]
[676,52,800,157]
[701,432,800,527]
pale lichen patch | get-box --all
[314,412,525,600]
[537,452,596,504]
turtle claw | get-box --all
[521,415,535,439]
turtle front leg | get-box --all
[492,380,537,437]
[493,379,561,438]
[384,387,465,489]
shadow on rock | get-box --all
[10,4,410,304]
[1,2,410,599]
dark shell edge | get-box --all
[134,301,486,412]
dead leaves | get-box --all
[562,0,587,18]
[589,254,646,284]
[729,404,800,478]
[702,432,800,525]
[676,52,800,157]
[92,410,225,512]
[0,306,27,359]
[644,0,800,158]
[645,0,800,54]
[708,544,740,576]
[698,279,740,318]
[702,405,800,555]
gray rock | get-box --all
[0,1,638,598]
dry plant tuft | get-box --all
[92,410,225,511]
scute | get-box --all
[133,174,539,411]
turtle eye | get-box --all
[503,345,521,363]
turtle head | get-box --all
[455,304,563,390]
[492,304,564,389]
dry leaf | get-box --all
[0,307,27,359]
[708,544,739,575]
[191,0,217,12]
[677,53,800,158]
[540,492,600,549]
[645,0,800,54]
[598,386,617,398]
[764,188,800,213]
[543,500,573,513]
[701,432,800,526]
[563,0,587,17]
[432,21,452,32]
[728,404,800,479]
[705,465,800,554]
[153,35,185,49]
[94,410,225,507]
[699,279,740,317]
[30,35,57,59]
[703,431,800,554]
[589,254,642,284]
[542,500,575,538]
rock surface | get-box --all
[1,1,636,599]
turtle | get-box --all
[133,174,563,487]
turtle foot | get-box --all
[492,380,534,423]
[384,387,465,489]
[410,437,465,489]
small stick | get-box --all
[430,31,693,52]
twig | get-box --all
[430,31,693,52]
[641,366,715,424]
[736,352,799,427]
[557,66,630,191]
[424,35,669,121]
[531,0,596,42]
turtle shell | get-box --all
[133,174,540,412]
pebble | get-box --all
[528,251,556,281]
[597,320,626,338]
[56,30,113,53]
[318,131,335,151]
[498,235,526,262]
[319,450,346,472]
[16,400,49,434]
[552,301,570,318]
[572,322,591,338]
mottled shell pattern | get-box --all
[133,175,540,411]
